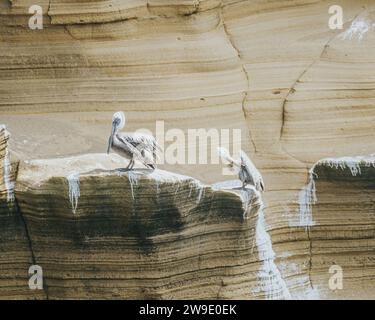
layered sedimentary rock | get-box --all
[0,126,13,201]
[1,0,375,299]
[0,126,44,299]
[2,146,375,299]
[219,0,375,300]
[293,156,375,299]
[12,154,290,299]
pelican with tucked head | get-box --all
[218,147,265,192]
[107,111,159,170]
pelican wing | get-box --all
[239,150,265,191]
[116,134,146,163]
[117,132,160,164]
[128,133,161,161]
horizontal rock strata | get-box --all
[1,0,375,299]
[0,126,44,299]
[295,156,375,299]
[12,153,290,299]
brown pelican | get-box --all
[218,147,265,192]
[107,111,159,170]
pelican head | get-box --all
[218,147,240,173]
[107,111,126,154]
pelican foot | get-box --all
[230,186,245,191]
[117,168,132,173]
[123,159,134,170]
[146,165,156,172]
[116,168,154,175]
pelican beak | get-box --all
[107,136,112,154]
[107,123,115,154]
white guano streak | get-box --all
[340,16,372,41]
[3,149,15,202]
[67,172,80,214]
[254,207,291,300]
[242,187,290,300]
[298,156,375,228]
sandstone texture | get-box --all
[296,157,375,299]
[1,0,375,299]
[0,126,44,299]
[13,153,290,299]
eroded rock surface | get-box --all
[1,0,375,299]
[0,126,44,299]
[296,157,375,299]
[11,153,291,299]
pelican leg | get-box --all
[242,182,246,189]
[128,158,135,170]
[120,158,135,171]
[122,160,131,170]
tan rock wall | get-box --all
[13,154,288,299]
[0,126,44,299]
[1,0,374,299]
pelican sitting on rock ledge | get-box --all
[107,111,160,170]
[218,147,265,192]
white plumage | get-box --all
[218,147,265,192]
[107,111,160,170]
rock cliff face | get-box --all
[1,0,375,299]
[0,126,43,299]
[8,150,292,300]
[296,157,375,299]
[1,129,375,299]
